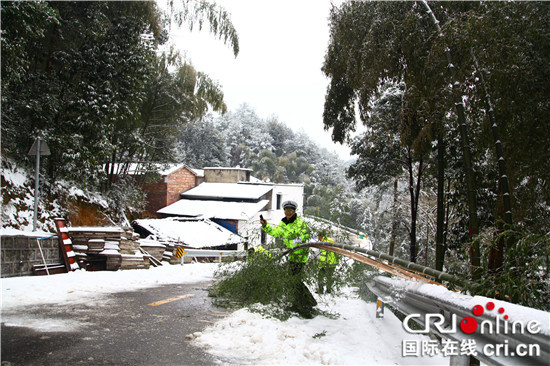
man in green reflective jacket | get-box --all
[260,200,317,318]
[317,229,339,294]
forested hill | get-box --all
[177,103,383,234]
[179,104,346,184]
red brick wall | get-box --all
[166,167,197,205]
[143,166,199,216]
[143,179,168,216]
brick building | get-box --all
[142,165,204,216]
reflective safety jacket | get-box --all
[262,214,310,263]
[319,237,339,268]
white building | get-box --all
[155,167,304,247]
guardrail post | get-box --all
[376,298,385,318]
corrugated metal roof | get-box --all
[158,199,269,221]
[104,163,200,176]
[181,182,273,200]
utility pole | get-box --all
[28,137,51,231]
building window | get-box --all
[276,194,282,210]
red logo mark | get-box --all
[460,302,508,334]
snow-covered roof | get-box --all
[138,238,167,248]
[158,164,187,176]
[204,167,252,171]
[190,168,204,177]
[158,164,202,176]
[181,182,273,201]
[132,218,244,248]
[157,199,269,221]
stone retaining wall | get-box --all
[1,235,62,278]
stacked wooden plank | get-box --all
[139,238,166,262]
[87,239,105,254]
[162,242,176,263]
[118,228,149,270]
[103,240,122,271]
[68,226,150,271]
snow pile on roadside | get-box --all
[191,289,447,365]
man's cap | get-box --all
[282,200,298,210]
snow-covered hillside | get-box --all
[1,158,109,232]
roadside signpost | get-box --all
[28,137,51,231]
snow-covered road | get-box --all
[1,263,448,365]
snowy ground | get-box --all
[1,262,448,365]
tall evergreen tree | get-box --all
[322,0,550,287]
[2,1,162,186]
[323,2,440,263]
[177,114,227,168]
[347,82,430,262]
[2,0,240,191]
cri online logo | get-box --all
[403,302,541,335]
[460,302,506,334]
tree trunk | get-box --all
[389,176,398,256]
[425,223,429,267]
[435,133,446,271]
[473,55,513,272]
[108,145,117,187]
[407,149,423,263]
[473,54,513,228]
[421,1,481,279]
[444,178,451,247]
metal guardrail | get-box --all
[289,242,463,285]
[282,242,548,365]
[368,276,550,366]
[180,249,247,264]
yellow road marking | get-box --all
[148,293,195,306]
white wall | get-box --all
[265,183,304,222]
